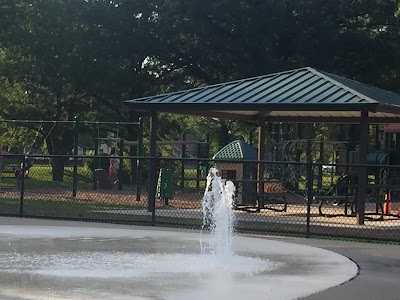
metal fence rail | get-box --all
[0,153,399,243]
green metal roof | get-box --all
[213,140,257,160]
[319,70,400,107]
[126,67,400,123]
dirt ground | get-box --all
[1,186,399,229]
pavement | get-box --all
[261,235,400,300]
[0,217,399,300]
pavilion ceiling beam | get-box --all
[375,104,400,115]
[264,116,400,124]
[255,111,272,123]
[131,109,400,124]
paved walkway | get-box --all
[261,235,400,300]
[0,217,399,300]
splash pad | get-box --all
[0,169,357,300]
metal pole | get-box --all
[1,120,140,125]
[19,155,26,217]
[318,141,323,193]
[148,112,158,224]
[306,140,313,238]
[118,138,124,191]
[93,133,99,190]
[196,142,201,189]
[136,117,143,202]
[180,133,186,189]
[72,116,79,198]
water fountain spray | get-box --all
[201,167,236,261]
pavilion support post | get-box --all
[357,110,369,225]
[148,111,158,223]
[257,119,266,194]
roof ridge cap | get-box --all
[238,140,245,159]
[307,68,378,104]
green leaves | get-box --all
[1,0,400,156]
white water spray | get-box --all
[201,168,236,261]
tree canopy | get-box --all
[1,0,399,161]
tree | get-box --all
[0,0,15,28]
[150,0,400,147]
[1,0,400,176]
[0,0,161,180]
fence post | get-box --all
[306,140,313,238]
[318,141,323,192]
[19,155,26,217]
[180,133,186,189]
[136,117,143,202]
[118,138,124,191]
[92,134,99,190]
[148,112,158,225]
[72,116,79,198]
[196,143,201,189]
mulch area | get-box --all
[0,186,204,209]
[1,187,399,227]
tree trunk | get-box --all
[46,136,66,182]
[51,156,65,181]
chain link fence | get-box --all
[0,153,399,242]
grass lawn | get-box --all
[27,165,93,188]
[1,165,135,190]
[0,197,146,218]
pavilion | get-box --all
[126,67,400,225]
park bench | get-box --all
[234,179,287,213]
[2,164,20,178]
[255,191,287,212]
[1,163,31,189]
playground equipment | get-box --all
[265,122,399,188]
[213,140,287,212]
[109,132,211,192]
[0,119,144,198]
[213,140,258,207]
[156,168,174,205]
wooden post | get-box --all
[357,110,369,225]
[257,119,266,194]
[295,123,303,190]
